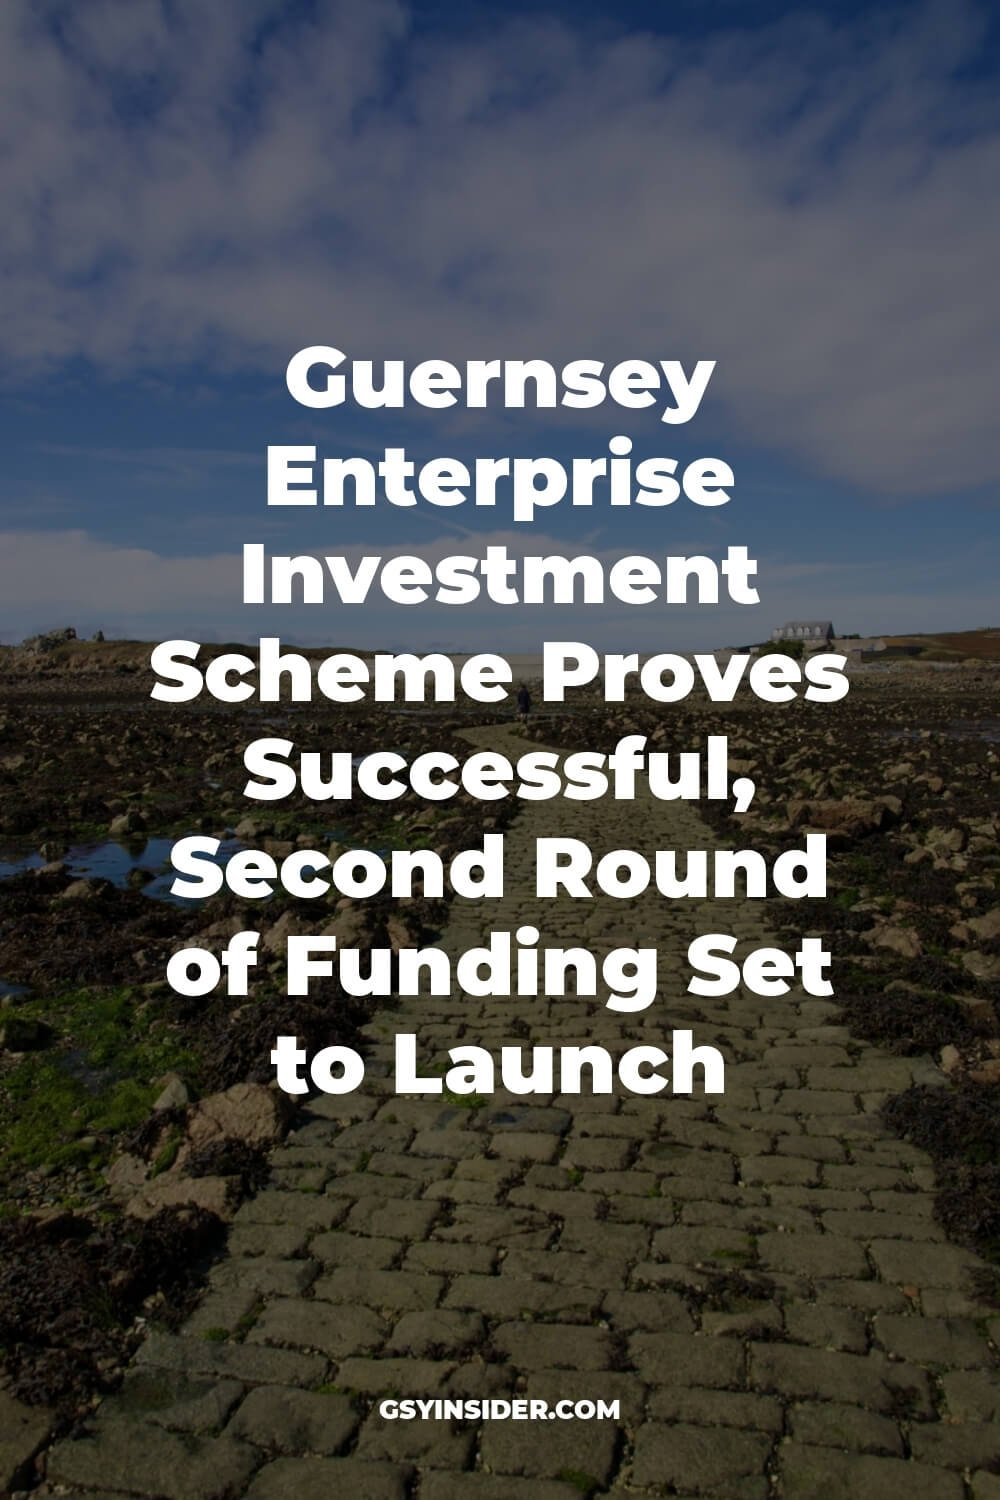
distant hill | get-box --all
[880,628,1000,662]
[3,627,1000,673]
[0,637,375,674]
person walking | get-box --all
[516,683,532,724]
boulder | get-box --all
[235,817,269,839]
[0,1390,55,1494]
[179,1082,291,1164]
[109,809,146,837]
[263,837,296,858]
[786,796,898,839]
[125,1174,237,1221]
[868,925,923,959]
[262,908,315,956]
[153,1072,191,1112]
[953,994,997,1026]
[321,906,371,946]
[386,912,416,952]
[963,951,1000,982]
[968,907,1000,943]
[924,824,966,855]
[195,915,248,943]
[105,1152,151,1200]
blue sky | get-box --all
[0,0,997,650]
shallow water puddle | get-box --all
[0,848,45,879]
[0,829,389,903]
[0,836,245,903]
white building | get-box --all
[771,620,835,643]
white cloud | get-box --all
[0,527,993,651]
[0,2,998,495]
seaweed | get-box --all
[0,1206,225,1412]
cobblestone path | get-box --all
[43,726,1000,1499]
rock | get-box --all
[320,906,371,946]
[968,906,1000,942]
[153,1072,191,1112]
[882,979,926,998]
[57,877,109,900]
[963,951,1000,982]
[263,837,296,858]
[235,817,268,839]
[386,912,415,951]
[0,1390,54,1493]
[0,1015,54,1051]
[924,824,966,854]
[954,994,996,1026]
[179,1082,291,1163]
[969,1059,1000,1085]
[262,909,314,956]
[109,809,146,836]
[786,797,898,839]
[939,1044,962,1075]
[24,1205,82,1233]
[125,1174,237,1221]
[105,1152,151,1199]
[196,915,248,943]
[868,925,924,959]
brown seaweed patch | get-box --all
[0,1206,225,1411]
